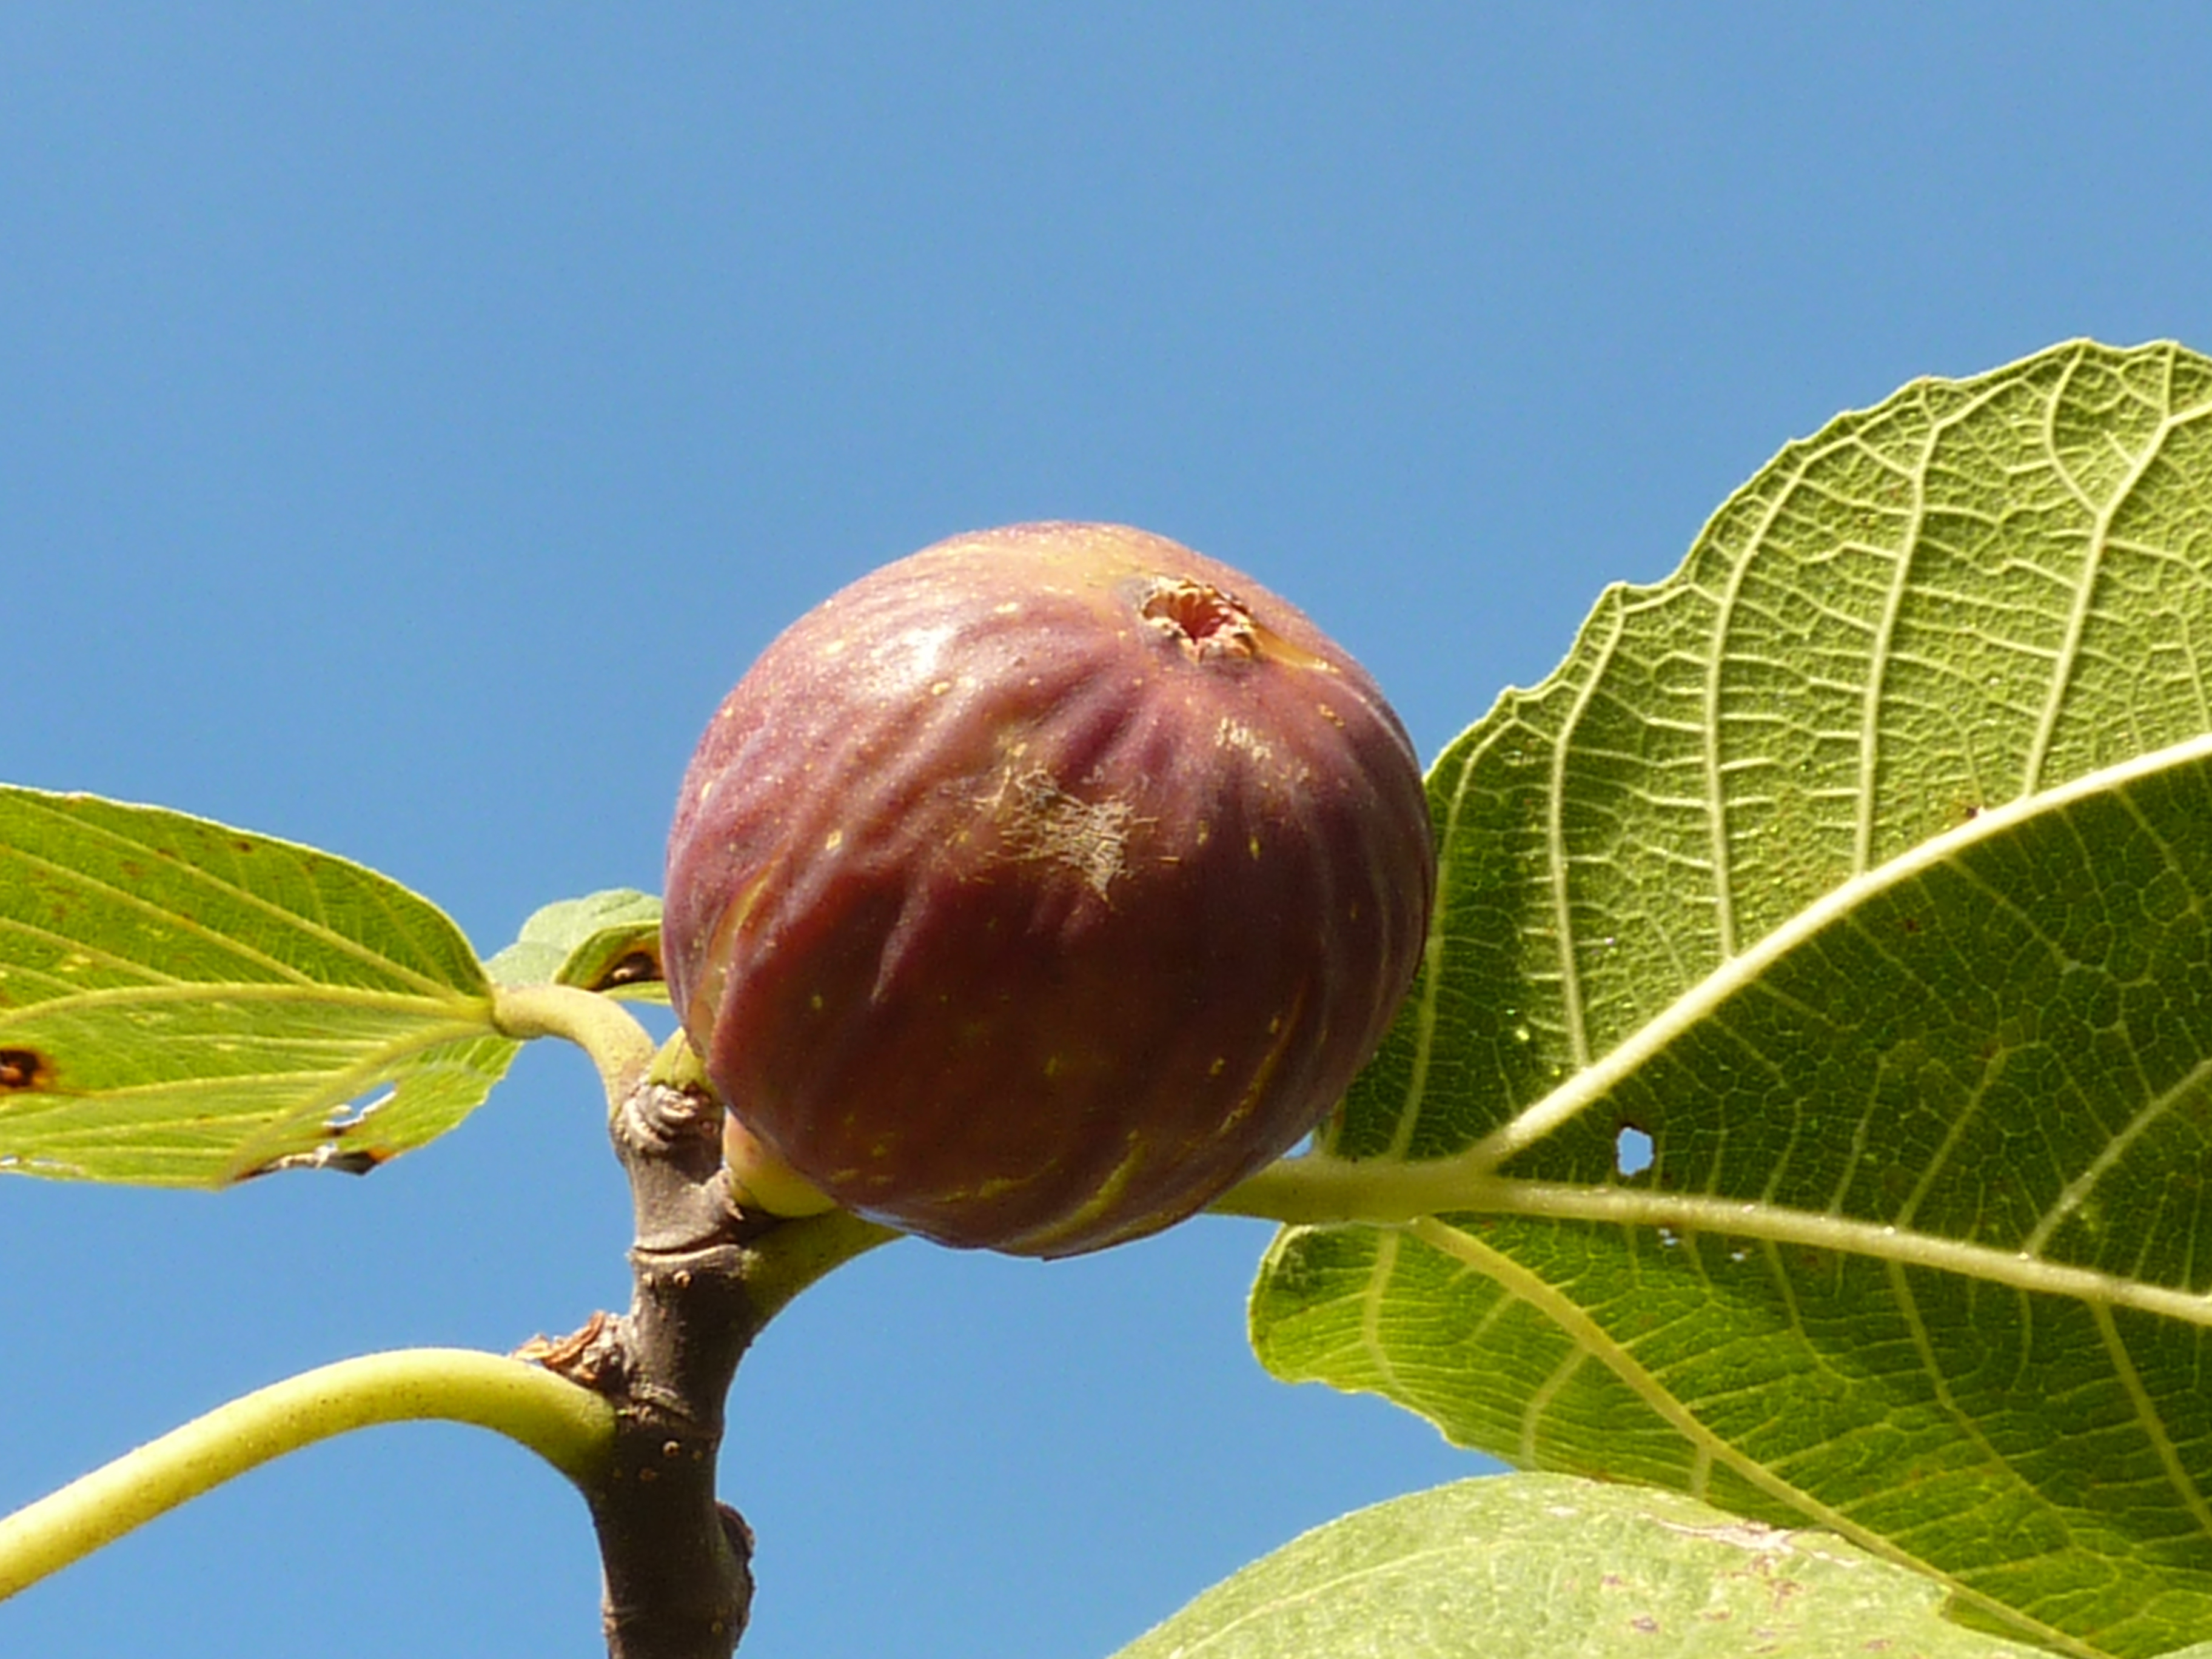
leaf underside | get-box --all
[1114,1472,2056,1659]
[1253,340,2212,1657]
[0,788,515,1185]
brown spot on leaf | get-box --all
[0,1048,52,1091]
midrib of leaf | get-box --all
[1399,1216,2095,1658]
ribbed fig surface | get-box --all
[664,521,1433,1256]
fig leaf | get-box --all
[0,787,515,1185]
[1251,339,2212,1658]
[1114,1472,2054,1659]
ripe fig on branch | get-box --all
[663,522,1434,1256]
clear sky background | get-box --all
[5,7,2211,1657]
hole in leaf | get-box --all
[233,1090,400,1180]
[1615,1126,1653,1177]
[238,1145,389,1179]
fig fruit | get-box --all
[663,521,1433,1256]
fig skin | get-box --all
[664,521,1434,1257]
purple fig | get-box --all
[664,522,1433,1256]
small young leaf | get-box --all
[1113,1472,2048,1659]
[484,888,666,1004]
[0,788,516,1185]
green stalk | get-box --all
[492,980,660,1111]
[0,1348,614,1601]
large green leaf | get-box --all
[1242,340,2212,1658]
[0,788,517,1184]
[1113,1472,2054,1659]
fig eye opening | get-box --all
[1139,579,1258,661]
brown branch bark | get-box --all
[526,1061,896,1658]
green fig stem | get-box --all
[1209,1150,1398,1225]
[494,981,659,1113]
[0,1348,614,1603]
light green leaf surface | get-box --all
[484,888,666,1004]
[1114,1472,2050,1659]
[1245,341,2212,1657]
[0,788,516,1184]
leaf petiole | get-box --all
[492,981,659,1113]
[0,1348,615,1602]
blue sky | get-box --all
[6,7,2212,1655]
